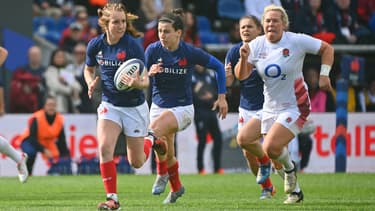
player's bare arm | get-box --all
[212,94,228,120]
[84,65,99,99]
[148,63,163,77]
[225,62,235,87]
[0,47,8,66]
[122,69,150,89]
[318,41,334,92]
[234,43,253,81]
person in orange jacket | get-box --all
[18,95,70,175]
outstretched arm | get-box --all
[205,56,228,119]
[84,65,100,99]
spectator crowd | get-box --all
[2,0,374,116]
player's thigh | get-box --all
[237,118,261,145]
[97,119,122,161]
[152,110,179,135]
[263,122,294,153]
[97,119,122,147]
[96,102,122,147]
[150,104,179,136]
[126,136,146,168]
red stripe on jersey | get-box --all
[294,77,311,128]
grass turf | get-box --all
[0,173,374,210]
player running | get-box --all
[234,5,333,204]
[144,8,228,204]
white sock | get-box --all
[276,168,285,179]
[276,147,294,172]
[0,136,22,163]
[106,193,118,202]
[276,167,301,193]
[293,183,301,193]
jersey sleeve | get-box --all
[296,33,322,55]
[190,46,211,66]
[225,44,240,73]
[85,38,99,67]
[248,40,258,65]
[190,45,226,94]
[144,43,154,70]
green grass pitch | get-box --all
[1,173,374,210]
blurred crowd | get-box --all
[4,0,375,114]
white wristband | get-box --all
[320,64,331,76]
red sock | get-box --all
[156,160,168,175]
[100,160,117,194]
[168,161,181,192]
[144,138,152,160]
[256,155,270,165]
[260,178,273,189]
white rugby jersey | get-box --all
[248,31,321,112]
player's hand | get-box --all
[225,62,233,77]
[123,70,141,88]
[319,75,333,92]
[148,63,163,77]
[212,94,228,120]
[88,76,100,99]
[239,42,250,59]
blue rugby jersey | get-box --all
[86,33,146,107]
[225,42,264,111]
[145,41,225,108]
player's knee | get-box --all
[236,133,255,148]
[129,159,144,169]
[98,144,113,159]
[263,144,281,159]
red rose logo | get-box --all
[282,48,289,57]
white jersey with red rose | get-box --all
[248,31,321,114]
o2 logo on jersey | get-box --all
[264,64,286,80]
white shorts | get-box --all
[238,107,262,130]
[97,101,150,137]
[150,103,194,131]
[261,108,301,136]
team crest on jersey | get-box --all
[117,51,126,61]
[178,57,187,67]
[99,106,108,115]
[239,116,244,123]
[285,117,292,123]
[282,48,289,57]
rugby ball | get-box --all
[114,58,146,91]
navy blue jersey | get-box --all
[225,42,264,111]
[86,33,145,107]
[145,41,225,108]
